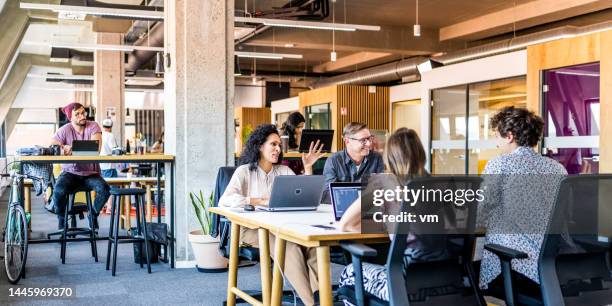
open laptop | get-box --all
[329,182,361,221]
[257,175,326,212]
[298,130,334,153]
[72,140,99,156]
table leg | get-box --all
[227,223,241,306]
[24,186,31,214]
[258,228,272,306]
[316,246,333,306]
[123,184,132,229]
[170,161,175,268]
[271,238,287,306]
[24,186,31,231]
[145,184,152,222]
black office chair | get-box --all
[484,175,612,306]
[338,176,486,306]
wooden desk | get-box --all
[210,205,387,306]
[18,154,176,268]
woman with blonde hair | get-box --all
[337,128,447,304]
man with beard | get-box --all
[50,102,110,229]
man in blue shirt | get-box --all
[322,122,384,202]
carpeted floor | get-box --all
[0,190,343,305]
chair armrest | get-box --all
[574,237,610,252]
[484,243,528,261]
[340,241,378,258]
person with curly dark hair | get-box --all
[220,123,325,306]
[478,106,567,295]
[280,111,306,150]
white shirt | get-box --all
[100,130,118,170]
[219,164,295,207]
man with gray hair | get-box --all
[322,122,384,202]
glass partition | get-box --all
[392,99,421,133]
[431,85,467,174]
[543,62,600,174]
[431,76,526,175]
[468,77,527,174]
[305,103,331,129]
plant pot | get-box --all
[188,230,228,272]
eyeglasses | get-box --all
[74,111,88,118]
[348,135,374,145]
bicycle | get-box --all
[1,171,29,284]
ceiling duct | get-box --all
[314,20,612,88]
[59,0,163,21]
[315,57,427,88]
[125,21,164,75]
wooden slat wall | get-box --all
[526,29,612,172]
[234,107,271,153]
[336,85,390,150]
[298,85,390,151]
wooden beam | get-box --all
[312,52,392,73]
[440,0,611,41]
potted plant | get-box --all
[188,191,228,272]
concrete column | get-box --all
[164,0,235,263]
[94,33,125,142]
[5,108,23,138]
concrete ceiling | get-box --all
[236,0,612,74]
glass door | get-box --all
[542,62,600,174]
[431,85,467,175]
[305,103,331,129]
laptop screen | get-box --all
[330,183,361,221]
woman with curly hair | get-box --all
[219,124,324,306]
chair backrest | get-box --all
[539,174,612,306]
[211,166,237,237]
[386,176,483,306]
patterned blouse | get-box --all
[478,146,567,289]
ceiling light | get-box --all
[284,43,295,48]
[19,2,164,20]
[330,51,337,62]
[235,51,302,59]
[155,52,164,75]
[414,0,421,37]
[413,24,421,37]
[235,17,380,32]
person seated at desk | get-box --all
[280,112,306,174]
[336,128,447,303]
[100,119,119,178]
[219,124,324,306]
[477,106,567,294]
[322,122,384,201]
[50,102,111,229]
[150,132,164,153]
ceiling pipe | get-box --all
[314,20,612,88]
[125,21,164,75]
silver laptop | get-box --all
[257,175,326,212]
[72,140,99,156]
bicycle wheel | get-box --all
[4,204,28,284]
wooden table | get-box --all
[24,176,164,226]
[17,154,177,268]
[210,205,387,306]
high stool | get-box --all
[58,189,99,264]
[106,188,152,276]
